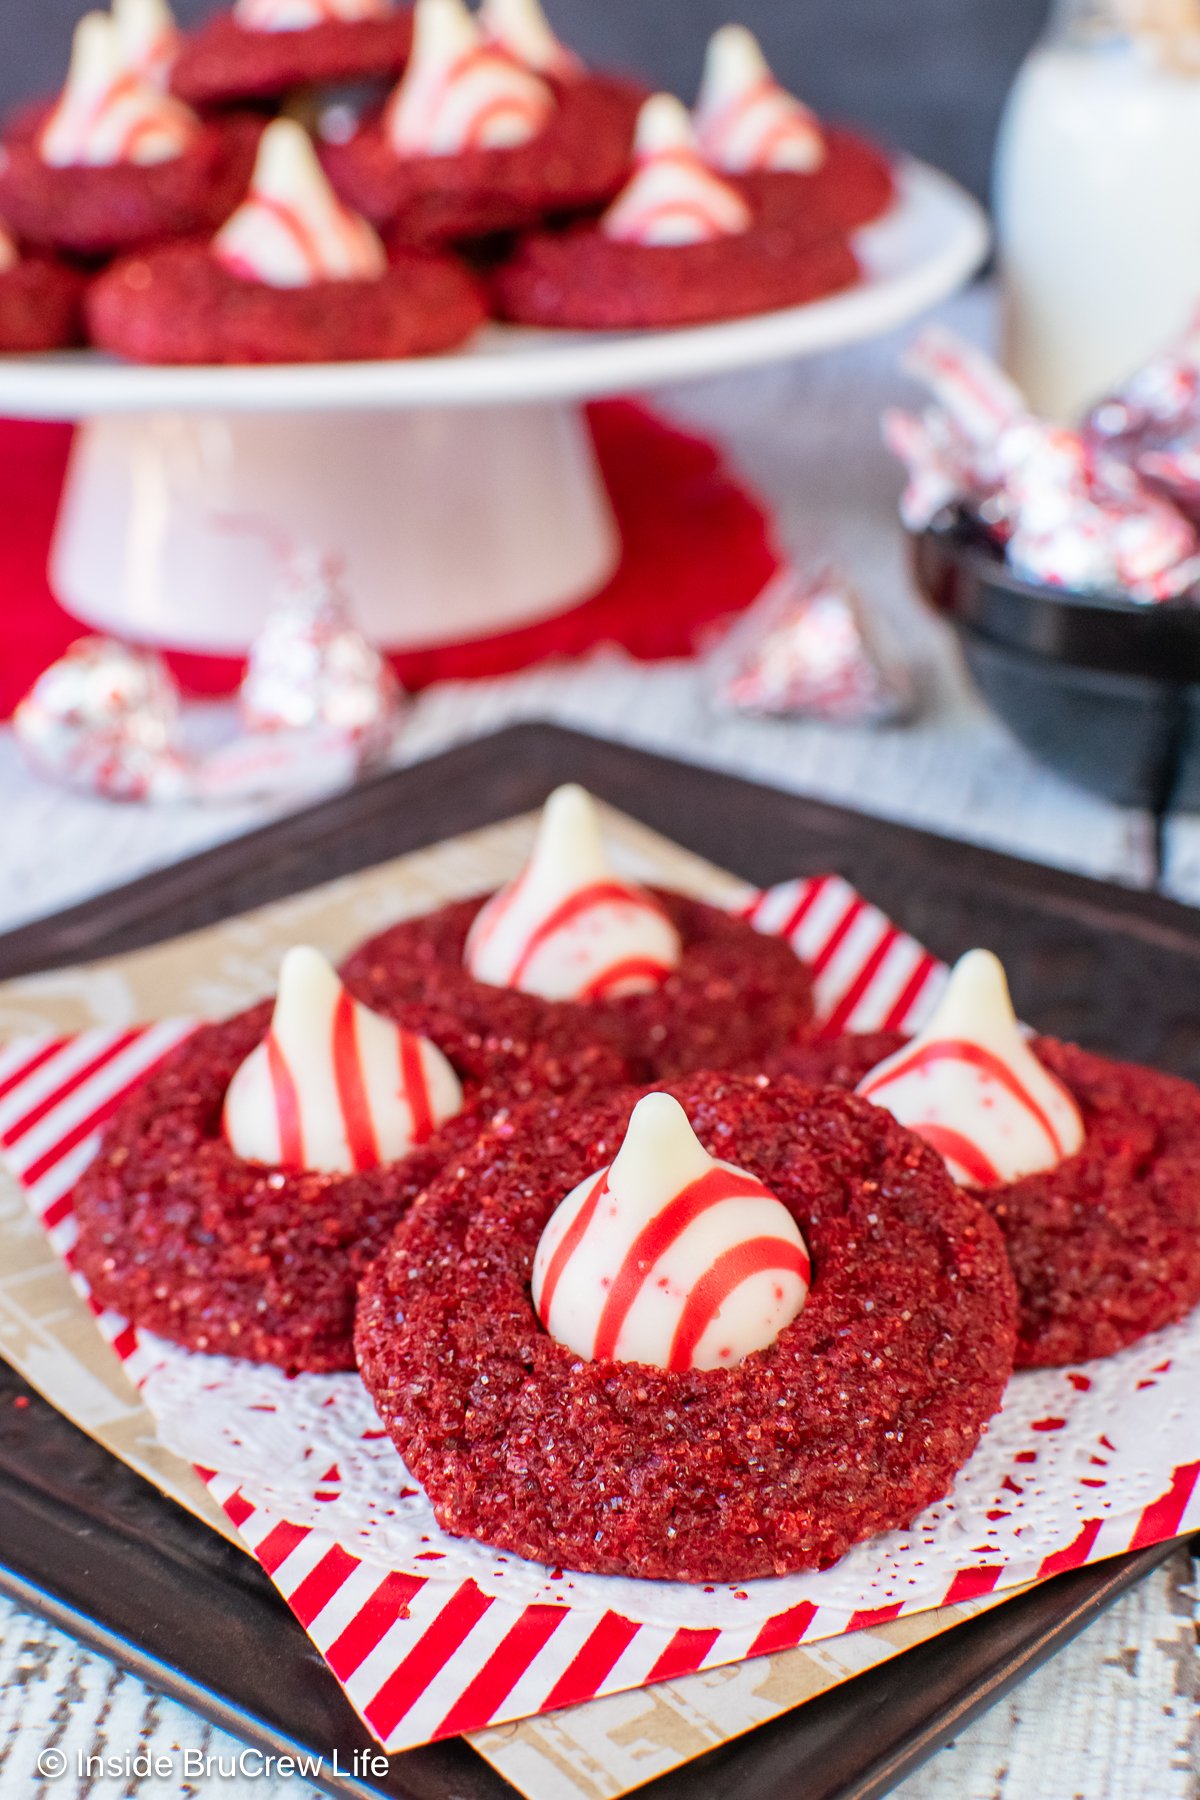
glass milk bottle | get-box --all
[994,0,1200,420]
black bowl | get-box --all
[912,513,1200,812]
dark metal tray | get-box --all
[1,721,1196,1800]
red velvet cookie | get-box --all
[735,128,897,242]
[342,889,814,1083]
[0,253,87,350]
[172,11,414,109]
[356,1071,1016,1582]
[72,989,626,1374]
[491,216,859,330]
[0,116,262,260]
[85,238,485,362]
[766,1033,1200,1368]
[323,73,641,245]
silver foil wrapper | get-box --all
[887,326,1200,602]
[13,637,190,802]
[240,551,404,763]
[15,556,406,803]
[715,568,914,727]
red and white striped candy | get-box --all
[693,25,824,175]
[465,784,682,1002]
[603,95,752,247]
[856,949,1084,1189]
[214,119,386,289]
[39,12,197,169]
[532,1091,810,1372]
[112,0,180,90]
[902,327,1027,455]
[478,0,582,79]
[997,417,1200,603]
[235,0,393,31]
[223,946,463,1174]
[384,0,553,159]
[881,405,988,532]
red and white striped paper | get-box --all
[2,875,1198,1753]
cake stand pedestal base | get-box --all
[50,401,621,654]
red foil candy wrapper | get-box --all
[240,551,404,761]
[14,637,191,802]
[886,326,1200,603]
[715,568,914,726]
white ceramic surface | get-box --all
[0,161,987,419]
[27,157,987,653]
[51,400,621,651]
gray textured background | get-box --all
[0,1,1049,200]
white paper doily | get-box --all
[141,1313,1200,1631]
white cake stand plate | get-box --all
[0,160,987,654]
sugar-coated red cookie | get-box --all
[735,127,897,242]
[172,11,414,108]
[356,1071,1016,1582]
[0,256,87,350]
[85,239,486,362]
[0,116,263,259]
[341,889,814,1083]
[322,74,641,243]
[765,1033,1200,1368]
[72,989,627,1374]
[490,218,859,329]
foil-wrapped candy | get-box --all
[887,326,1200,602]
[1085,309,1200,522]
[14,637,190,802]
[883,326,1026,535]
[240,551,404,762]
[715,567,914,726]
[998,418,1200,601]
[14,551,406,804]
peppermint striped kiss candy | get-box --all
[479,0,583,79]
[214,120,386,289]
[224,946,463,1174]
[385,0,554,159]
[856,949,1084,1188]
[602,95,752,248]
[235,0,394,32]
[113,0,181,91]
[532,1092,810,1372]
[693,25,825,175]
[40,11,197,169]
[465,784,682,1002]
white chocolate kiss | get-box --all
[856,949,1085,1188]
[693,25,825,174]
[235,0,393,34]
[213,119,386,288]
[39,12,197,168]
[532,1092,810,1371]
[464,784,682,1002]
[223,945,463,1174]
[112,0,180,89]
[602,94,751,247]
[478,0,582,77]
[384,0,554,159]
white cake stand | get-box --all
[0,159,987,654]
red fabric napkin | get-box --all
[0,400,779,716]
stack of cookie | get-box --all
[68,783,1200,1584]
[0,0,896,361]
